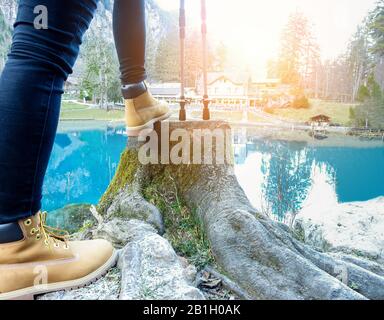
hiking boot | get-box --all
[0,212,117,300]
[123,85,171,136]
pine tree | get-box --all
[368,0,384,56]
[79,7,120,106]
[153,25,180,82]
[277,11,320,89]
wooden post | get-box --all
[179,0,187,121]
[201,0,210,120]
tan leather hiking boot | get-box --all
[0,212,117,300]
[125,90,171,136]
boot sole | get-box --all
[126,111,172,137]
[0,249,119,300]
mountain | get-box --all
[0,5,11,70]
[0,0,176,80]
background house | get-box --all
[196,72,291,108]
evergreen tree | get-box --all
[79,8,120,106]
[184,31,203,88]
[368,0,384,56]
[277,11,320,88]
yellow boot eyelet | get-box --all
[54,243,60,248]
[63,244,69,250]
[35,234,41,241]
[24,219,32,226]
[30,228,37,235]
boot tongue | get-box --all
[34,211,42,226]
[0,221,23,244]
[23,212,42,228]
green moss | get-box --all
[98,149,140,214]
[143,173,215,270]
[98,146,215,269]
[292,227,306,243]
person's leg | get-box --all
[113,0,147,86]
[113,0,171,136]
[0,0,117,300]
[0,0,97,224]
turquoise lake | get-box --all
[43,124,384,220]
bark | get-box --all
[99,121,384,300]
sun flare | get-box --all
[156,0,377,77]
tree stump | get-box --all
[98,120,384,300]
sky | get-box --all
[155,0,378,77]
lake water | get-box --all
[43,123,384,220]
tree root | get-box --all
[99,121,384,300]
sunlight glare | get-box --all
[155,0,377,77]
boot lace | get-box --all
[38,211,70,250]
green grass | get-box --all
[60,101,124,121]
[61,99,356,127]
[271,99,357,126]
[191,99,356,126]
[143,175,215,270]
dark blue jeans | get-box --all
[0,0,146,224]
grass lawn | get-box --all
[60,99,356,127]
[60,101,124,121]
[271,99,356,126]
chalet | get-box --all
[148,74,292,108]
[196,72,291,107]
[197,72,249,97]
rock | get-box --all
[92,218,157,248]
[295,197,384,264]
[106,191,164,234]
[38,267,121,300]
[117,220,205,300]
[40,219,205,300]
[47,204,97,234]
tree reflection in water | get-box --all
[261,140,313,223]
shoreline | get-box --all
[57,119,384,148]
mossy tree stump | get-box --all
[98,120,384,300]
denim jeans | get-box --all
[113,0,147,84]
[0,0,146,224]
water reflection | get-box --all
[235,140,338,222]
[233,128,384,220]
[43,126,384,220]
[235,140,313,221]
[43,128,126,211]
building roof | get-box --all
[310,114,331,122]
[65,76,80,86]
[205,72,281,86]
[148,83,180,96]
[206,72,249,85]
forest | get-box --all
[0,0,384,128]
